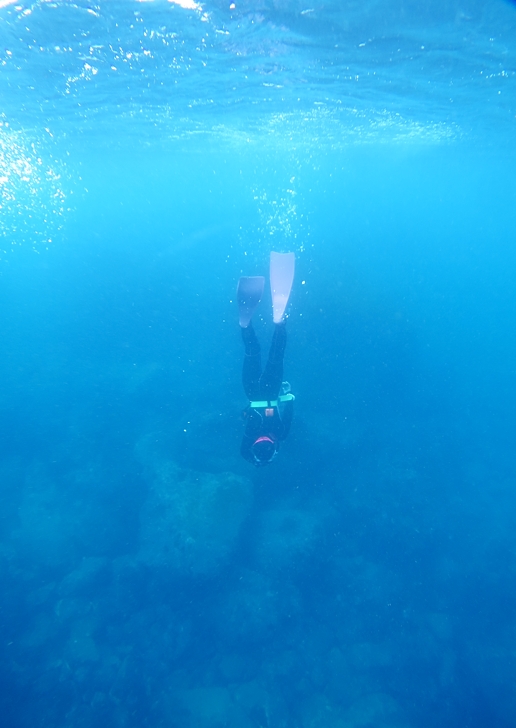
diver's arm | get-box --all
[240,435,255,463]
[279,399,294,440]
[240,410,262,463]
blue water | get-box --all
[1,1,516,726]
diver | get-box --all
[237,252,295,467]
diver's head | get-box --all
[252,435,277,466]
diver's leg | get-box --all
[259,322,286,399]
[241,323,262,400]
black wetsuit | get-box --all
[240,322,293,464]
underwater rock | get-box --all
[10,466,79,569]
[176,686,239,728]
[138,457,252,576]
[343,692,409,728]
[315,646,378,709]
[59,557,111,598]
[214,569,300,646]
[19,611,61,651]
[64,618,100,665]
[254,503,327,575]
[9,463,131,571]
[301,692,347,728]
[173,408,244,474]
[465,622,516,724]
[304,690,409,728]
[217,653,254,684]
[160,680,284,728]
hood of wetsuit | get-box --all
[252,436,277,465]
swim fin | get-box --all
[237,276,265,328]
[270,251,295,323]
